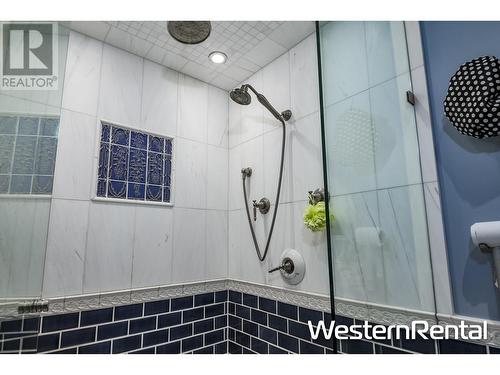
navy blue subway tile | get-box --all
[228,328,236,341]
[228,341,242,354]
[78,341,111,354]
[1,319,22,333]
[42,313,79,333]
[80,308,113,327]
[278,302,298,320]
[158,312,181,328]
[396,336,436,354]
[114,304,143,321]
[131,347,156,354]
[22,317,40,332]
[156,341,181,354]
[144,300,169,316]
[97,321,128,341]
[215,290,228,303]
[438,339,487,354]
[268,315,287,333]
[229,315,242,330]
[235,305,250,320]
[129,316,156,334]
[60,327,96,347]
[298,307,322,326]
[52,348,77,354]
[228,303,235,315]
[300,340,324,354]
[251,309,267,325]
[215,315,227,329]
[312,331,333,349]
[341,339,374,354]
[374,344,407,354]
[289,321,312,341]
[334,315,354,329]
[171,296,193,311]
[143,329,169,347]
[2,339,20,351]
[37,333,60,353]
[251,337,268,354]
[170,323,193,341]
[242,294,258,308]
[489,346,500,354]
[205,329,225,346]
[363,322,392,346]
[182,335,204,352]
[269,345,287,354]
[259,326,278,345]
[228,290,242,304]
[215,342,227,354]
[194,319,214,334]
[112,334,142,354]
[193,346,213,354]
[258,297,276,314]
[183,307,204,323]
[22,336,38,351]
[243,320,258,337]
[195,293,215,306]
[235,331,251,348]
[242,347,255,354]
[278,333,299,353]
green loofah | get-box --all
[303,202,332,232]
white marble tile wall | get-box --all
[228,33,331,296]
[42,30,229,297]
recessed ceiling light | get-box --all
[209,51,227,64]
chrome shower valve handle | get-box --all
[269,258,294,274]
[252,198,270,221]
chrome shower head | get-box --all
[230,86,251,105]
[167,21,211,44]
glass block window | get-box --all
[97,121,173,203]
[0,114,59,195]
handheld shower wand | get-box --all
[230,84,292,262]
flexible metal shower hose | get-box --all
[242,118,286,262]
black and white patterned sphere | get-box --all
[444,55,500,138]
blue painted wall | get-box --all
[421,21,500,320]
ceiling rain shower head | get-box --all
[230,86,252,105]
[167,21,211,44]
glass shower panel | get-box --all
[0,24,69,305]
[318,21,435,313]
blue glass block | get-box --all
[10,175,32,194]
[163,186,170,202]
[127,182,145,200]
[39,118,59,136]
[128,148,147,183]
[0,175,10,193]
[165,139,173,155]
[111,127,130,146]
[12,136,37,174]
[130,131,147,150]
[32,176,53,194]
[147,152,163,185]
[149,135,163,152]
[97,179,107,197]
[0,116,17,134]
[98,143,109,179]
[101,123,110,142]
[146,185,162,201]
[35,137,57,175]
[18,117,39,135]
[108,180,126,198]
[163,156,171,186]
[109,145,128,181]
[0,135,15,173]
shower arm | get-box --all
[243,84,284,121]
